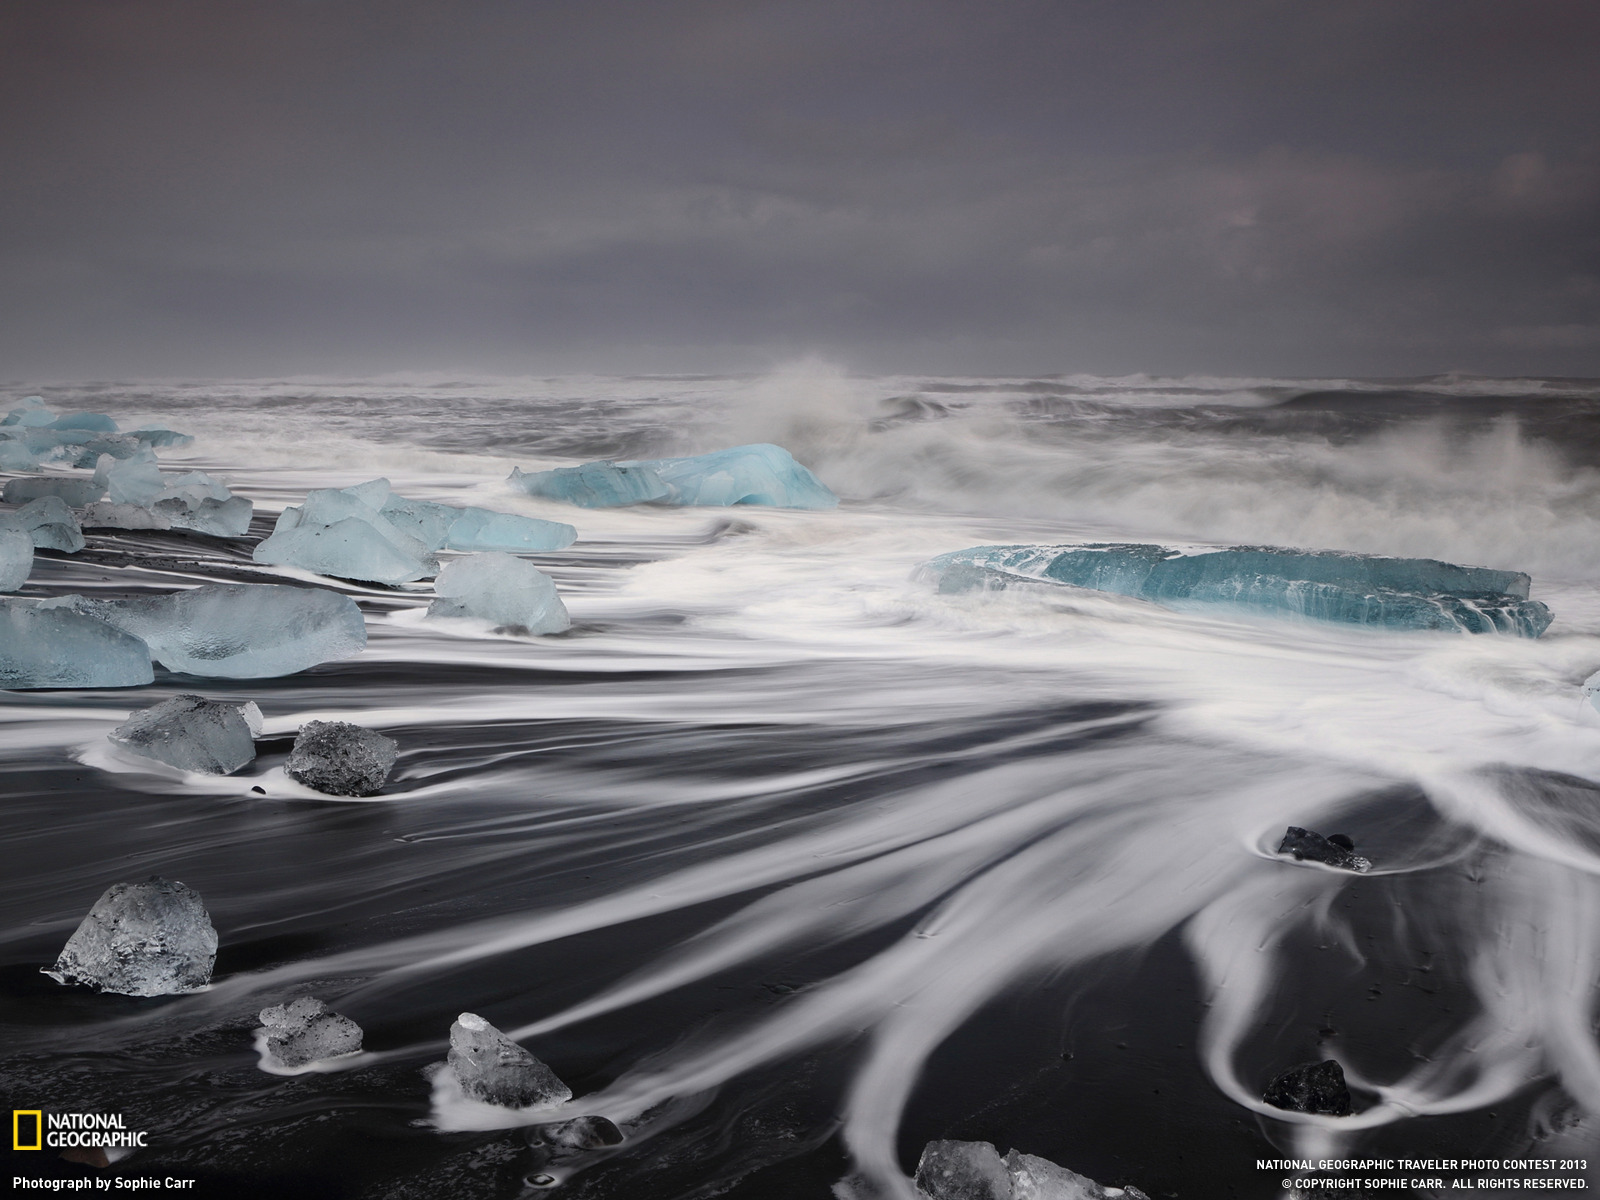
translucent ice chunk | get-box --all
[11,495,85,553]
[447,1012,571,1109]
[254,517,435,583]
[920,543,1553,637]
[2,396,49,425]
[0,439,39,470]
[378,495,458,550]
[509,461,671,508]
[256,996,363,1068]
[49,412,118,433]
[45,876,217,997]
[0,600,154,688]
[914,1141,1149,1200]
[286,720,397,796]
[74,584,366,678]
[130,427,195,449]
[427,554,571,634]
[0,524,32,591]
[509,443,837,510]
[154,494,254,537]
[94,449,166,507]
[109,694,261,774]
[80,502,174,531]
[3,476,106,507]
[444,507,577,553]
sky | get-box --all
[1,0,1597,379]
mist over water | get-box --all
[2,369,1598,1197]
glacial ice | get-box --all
[0,524,32,591]
[3,475,107,507]
[8,495,85,552]
[0,600,155,688]
[109,694,262,774]
[80,502,176,531]
[73,583,367,678]
[257,996,363,1068]
[94,449,167,507]
[49,412,119,433]
[427,553,570,634]
[447,1012,572,1109]
[286,720,397,796]
[45,877,217,997]
[377,494,459,550]
[131,427,194,449]
[442,506,577,553]
[0,439,39,470]
[920,543,1553,636]
[256,482,436,582]
[509,443,838,510]
[1263,1059,1353,1116]
[914,1140,1148,1200]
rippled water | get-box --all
[3,367,1599,1198]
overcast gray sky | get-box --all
[2,0,1597,378]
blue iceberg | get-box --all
[509,443,837,510]
[441,507,576,553]
[73,584,367,678]
[427,553,570,634]
[920,543,1553,637]
[0,600,155,689]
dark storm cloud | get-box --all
[1,0,1597,376]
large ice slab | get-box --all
[45,877,217,997]
[74,584,366,678]
[286,720,397,796]
[920,543,1553,636]
[109,694,262,774]
[442,507,576,553]
[914,1141,1148,1200]
[0,524,31,591]
[0,600,155,688]
[2,477,106,507]
[447,1012,571,1109]
[256,481,436,583]
[509,443,837,510]
[256,996,363,1068]
[427,553,570,634]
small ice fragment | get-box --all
[109,694,259,774]
[920,543,1553,637]
[510,444,836,510]
[129,428,194,449]
[1277,826,1371,872]
[44,877,217,997]
[427,553,570,634]
[1263,1059,1353,1116]
[1003,1149,1148,1199]
[73,583,367,678]
[13,495,85,552]
[286,720,397,796]
[529,1116,623,1152]
[94,449,166,507]
[2,476,106,507]
[444,507,577,553]
[447,1012,572,1109]
[256,996,363,1067]
[914,1141,1011,1199]
[0,600,154,688]
[0,523,32,591]
[79,502,175,531]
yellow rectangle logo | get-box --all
[13,1109,42,1150]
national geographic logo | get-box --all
[12,1109,148,1150]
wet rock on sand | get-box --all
[287,720,397,796]
[44,877,217,997]
[1263,1059,1353,1116]
[257,996,364,1068]
[1277,826,1371,872]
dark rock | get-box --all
[257,996,363,1067]
[44,876,217,997]
[530,1116,623,1152]
[1277,826,1371,872]
[1264,1059,1353,1116]
[286,719,397,796]
[447,1012,572,1109]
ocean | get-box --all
[3,367,1599,1198]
